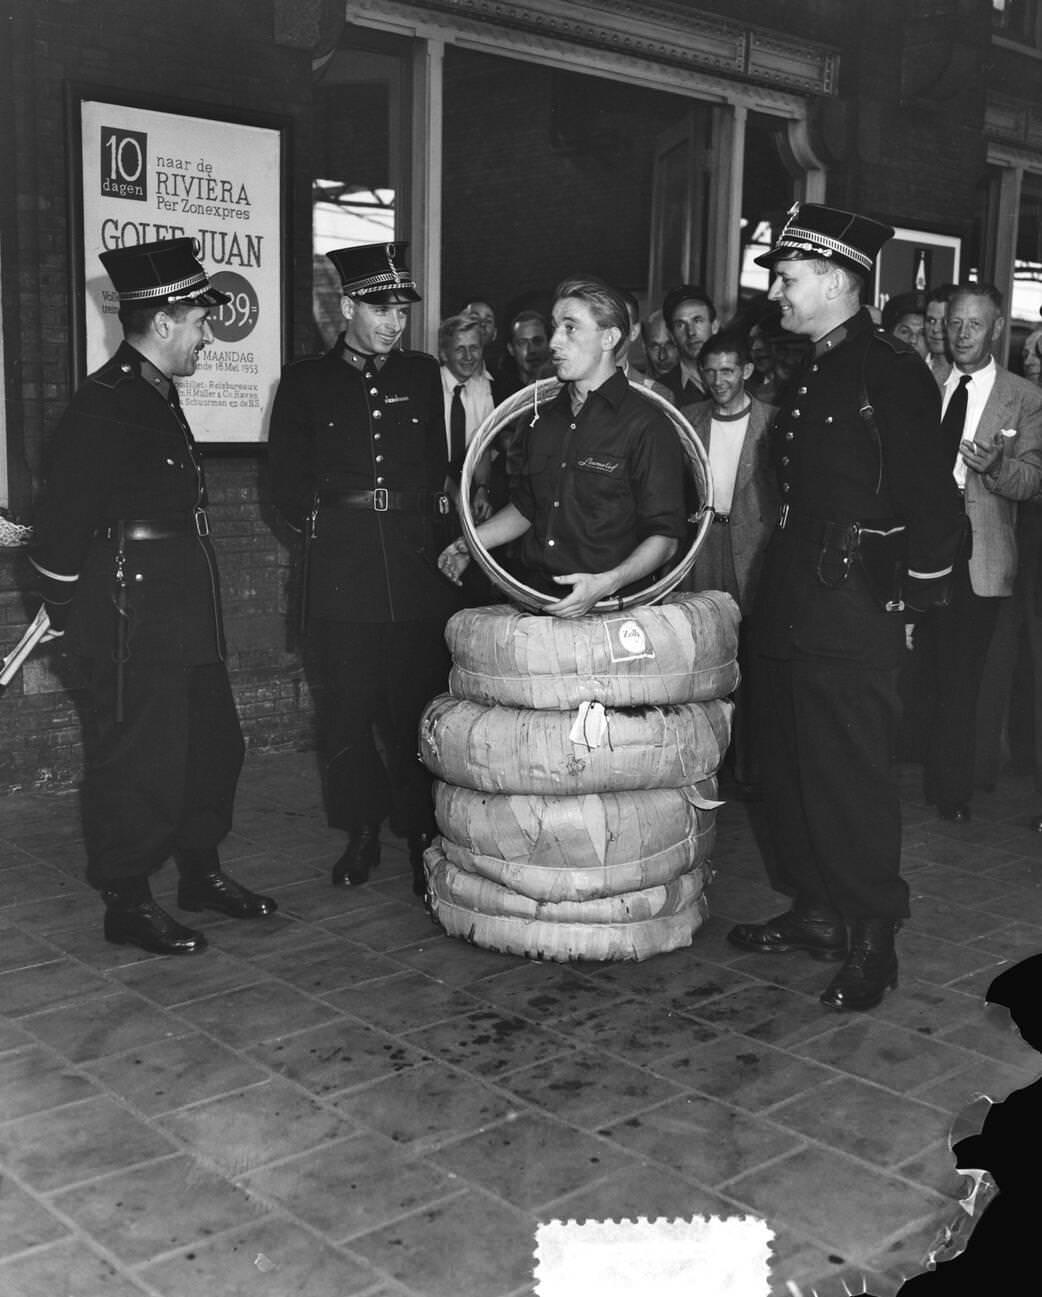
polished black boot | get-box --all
[820,917,899,1012]
[175,847,278,918]
[332,825,381,887]
[177,871,278,918]
[728,904,848,961]
[408,833,433,898]
[103,893,208,955]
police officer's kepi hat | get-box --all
[754,203,895,277]
[327,242,421,304]
[99,238,231,306]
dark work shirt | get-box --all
[510,368,686,595]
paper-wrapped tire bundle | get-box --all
[425,839,708,962]
[419,693,732,796]
[445,590,739,710]
[433,780,718,901]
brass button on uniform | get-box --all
[785,431,795,441]
[372,409,382,420]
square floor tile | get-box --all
[725,1145,947,1261]
[592,952,758,1008]
[51,1153,267,1263]
[111,948,264,1007]
[241,1131,458,1239]
[248,1017,423,1095]
[430,1111,633,1209]
[252,937,400,996]
[0,1238,153,1296]
[0,1176,68,1256]
[557,996,720,1061]
[81,1033,269,1116]
[322,902,440,951]
[539,1160,743,1226]
[794,1019,979,1094]
[0,925,61,973]
[768,1075,950,1168]
[388,936,526,985]
[651,1031,838,1111]
[157,1078,356,1175]
[498,1047,684,1128]
[347,1189,534,1297]
[467,963,627,1024]
[685,981,837,1047]
[20,990,189,1062]
[138,1215,380,1296]
[173,979,340,1046]
[337,1060,519,1151]
[403,1008,577,1079]
[0,959,110,1016]
[0,1044,100,1119]
[599,1091,803,1187]
[0,1096,177,1191]
[324,968,485,1031]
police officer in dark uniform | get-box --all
[727,205,965,1011]
[31,238,276,956]
[267,243,458,893]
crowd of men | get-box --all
[28,210,1042,1021]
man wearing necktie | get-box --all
[268,243,460,895]
[30,238,276,956]
[437,313,494,522]
[918,283,1042,823]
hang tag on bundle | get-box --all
[570,700,607,750]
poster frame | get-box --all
[873,225,962,309]
[66,83,291,449]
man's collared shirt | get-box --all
[439,365,494,458]
[510,367,686,594]
[945,358,998,489]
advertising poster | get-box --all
[78,96,285,443]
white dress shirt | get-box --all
[944,358,997,489]
[440,366,494,459]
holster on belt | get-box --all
[112,522,131,723]
[299,495,319,636]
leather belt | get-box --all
[98,511,210,541]
[318,488,450,516]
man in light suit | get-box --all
[920,282,1042,822]
[680,330,778,788]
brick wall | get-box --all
[1,0,318,792]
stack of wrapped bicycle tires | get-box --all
[418,588,740,962]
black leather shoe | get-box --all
[408,833,433,898]
[938,803,971,823]
[727,907,847,961]
[332,826,381,887]
[177,870,278,918]
[103,897,207,955]
[820,918,898,1012]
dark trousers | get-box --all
[317,618,450,838]
[920,563,1002,808]
[758,655,908,920]
[80,659,244,889]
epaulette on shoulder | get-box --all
[89,356,138,391]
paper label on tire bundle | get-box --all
[603,617,655,663]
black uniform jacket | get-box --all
[755,309,965,668]
[267,337,458,624]
[31,343,225,666]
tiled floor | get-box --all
[1,751,1041,1296]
